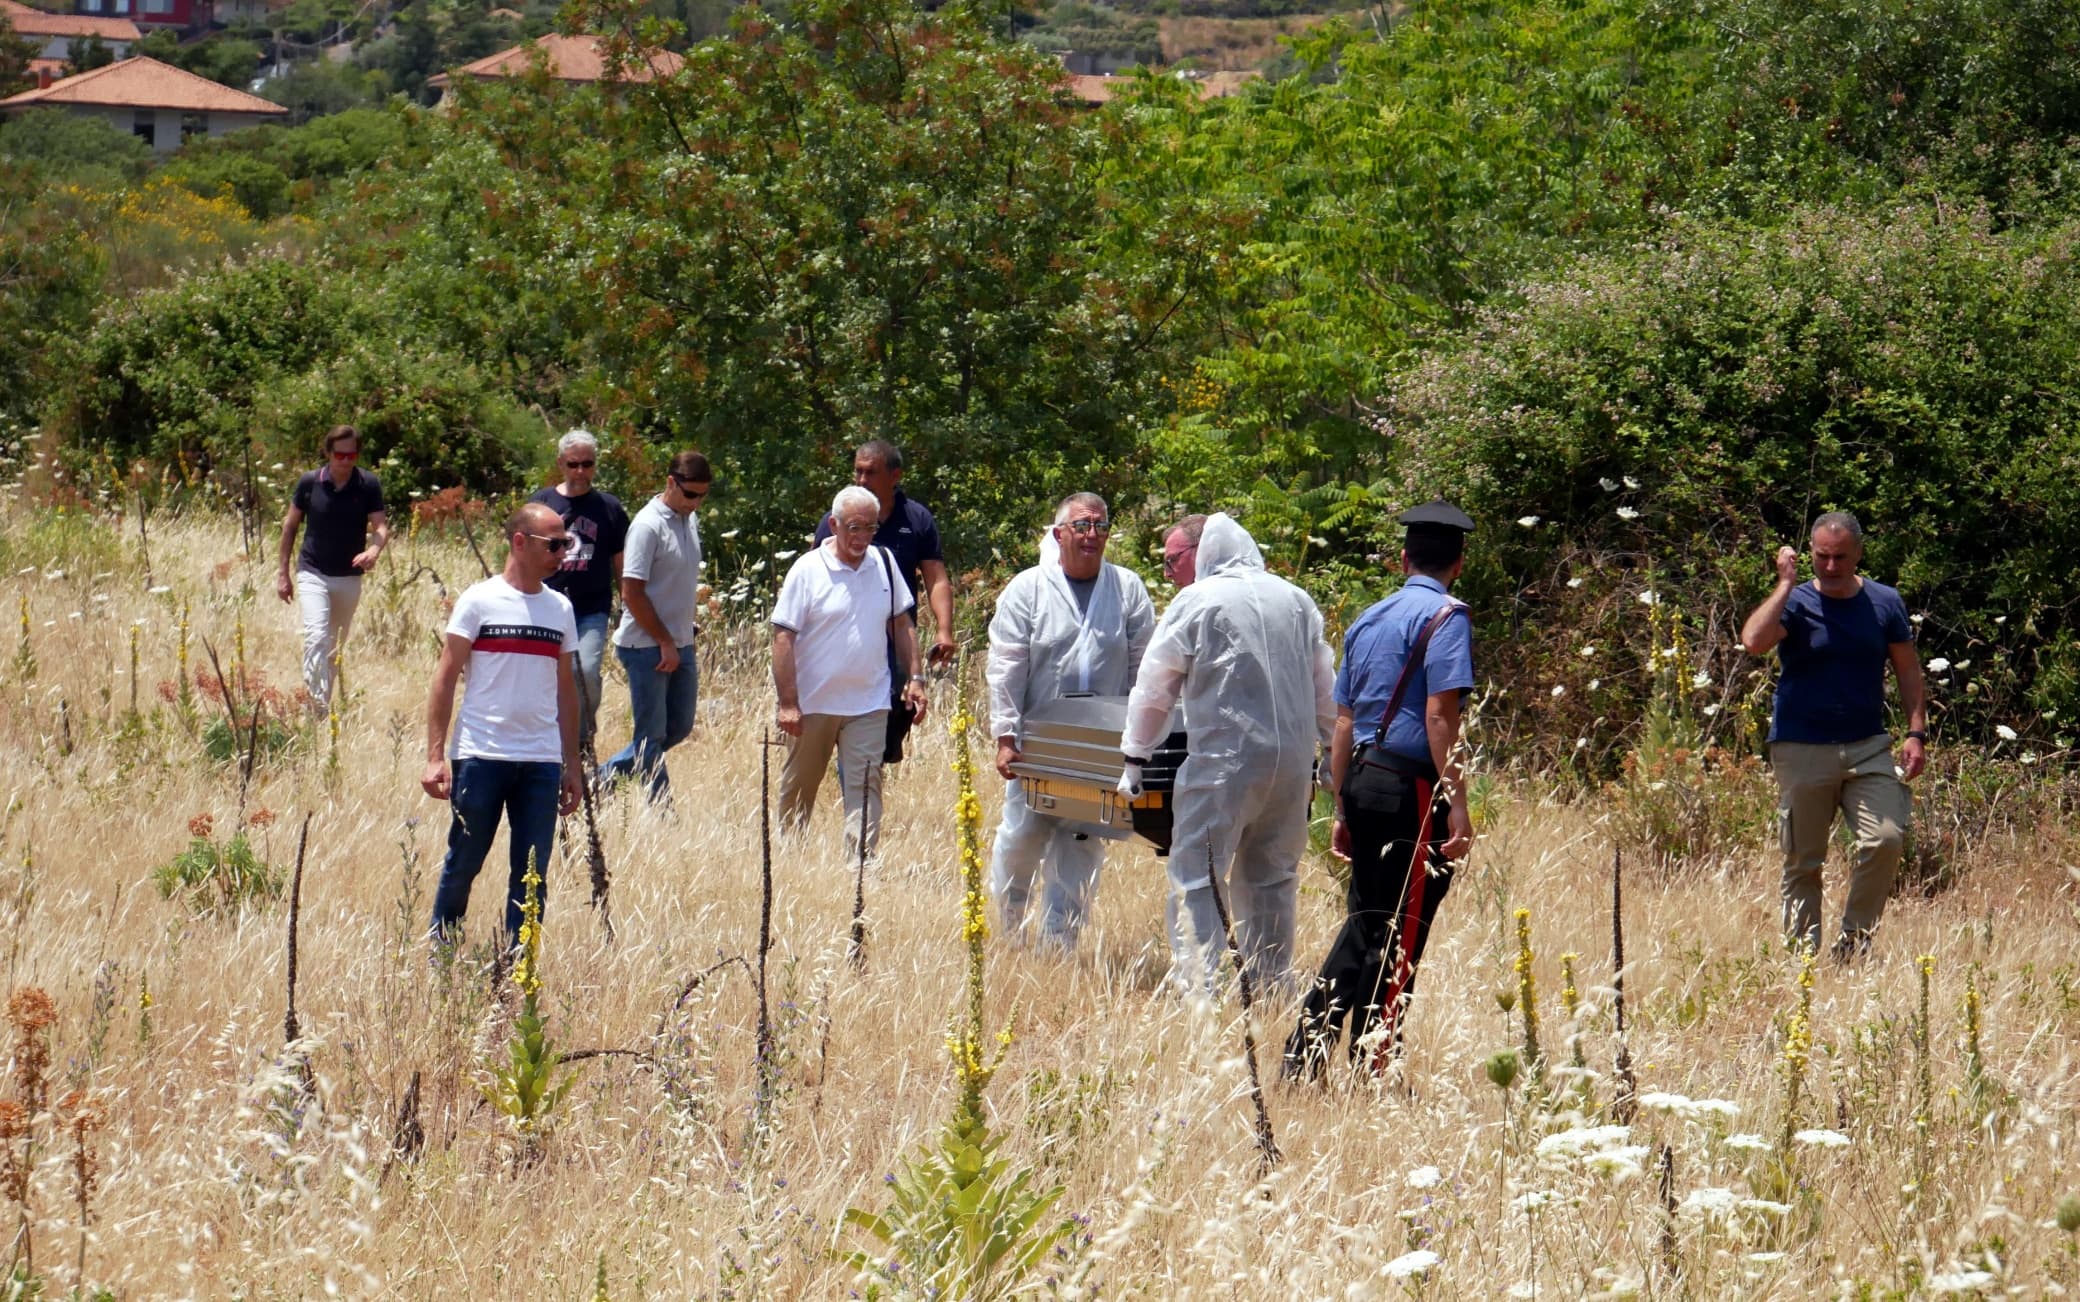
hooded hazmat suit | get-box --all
[1120,513,1336,993]
[987,539,1155,948]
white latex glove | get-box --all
[1116,760,1145,800]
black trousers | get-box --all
[1285,757,1455,1076]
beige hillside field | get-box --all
[1,503,2077,1298]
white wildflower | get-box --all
[1517,516,1539,527]
[1512,1189,1557,1212]
[1688,1098,1740,1120]
[147,585,171,595]
[1738,1199,1792,1216]
[1793,1128,1850,1148]
[1382,1249,1439,1280]
[1616,506,1641,520]
[1404,1165,1443,1189]
[721,529,741,539]
[1679,1186,1738,1217]
[1927,1270,1998,1293]
[1636,590,1659,606]
[1566,577,1584,588]
[1638,1091,1692,1113]
[1703,703,1721,716]
[42,570,63,580]
[1579,645,1598,657]
[1723,1133,1772,1152]
[1996,724,2018,741]
[1574,737,1589,750]
[1910,612,1925,623]
[1535,1125,1631,1160]
[1955,658,1972,669]
[1551,685,1565,698]
[1587,678,1600,690]
[1584,1146,1650,1180]
[773,550,798,561]
[1599,477,1619,491]
[1691,670,1711,688]
[1927,657,1950,672]
[2022,751,2039,764]
[1745,1252,1787,1264]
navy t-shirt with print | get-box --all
[1770,580,1914,744]
[527,486,630,619]
[811,489,943,609]
[293,467,385,577]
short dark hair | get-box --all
[1404,531,1464,575]
[669,450,712,483]
[1168,513,1207,545]
[855,440,904,473]
[505,501,559,545]
[321,424,359,456]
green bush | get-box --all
[0,110,153,187]
[153,830,284,914]
[1381,200,2080,755]
[158,152,293,220]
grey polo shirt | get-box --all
[612,495,703,650]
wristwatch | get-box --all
[1906,729,1929,743]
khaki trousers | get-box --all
[778,711,890,858]
[1770,735,1910,953]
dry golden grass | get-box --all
[2,504,2078,1298]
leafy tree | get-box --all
[62,33,114,77]
[157,151,293,218]
[0,13,36,97]
[260,56,387,124]
[0,161,108,426]
[439,0,1195,561]
[134,30,264,88]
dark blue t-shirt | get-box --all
[1334,576,1475,763]
[1770,580,1913,744]
[811,488,943,609]
[528,486,630,619]
[293,467,384,578]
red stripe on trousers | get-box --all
[1372,777,1434,1074]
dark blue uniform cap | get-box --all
[1398,499,1475,537]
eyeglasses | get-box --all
[1062,519,1112,537]
[330,449,360,461]
[837,521,878,536]
[563,458,596,470]
[527,533,573,554]
[1162,545,1197,577]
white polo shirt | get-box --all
[772,541,914,717]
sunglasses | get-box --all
[1062,519,1112,537]
[563,458,596,470]
[527,533,574,554]
[330,449,360,461]
[671,477,710,499]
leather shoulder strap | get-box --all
[1373,600,1467,749]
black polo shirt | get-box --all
[812,488,943,608]
[293,467,385,577]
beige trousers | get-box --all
[778,711,890,858]
[1770,735,1910,953]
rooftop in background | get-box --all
[426,32,686,91]
[0,0,141,41]
[0,55,289,114]
[1064,69,1258,107]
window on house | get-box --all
[141,0,174,14]
[180,112,206,142]
[132,110,156,143]
[80,0,103,13]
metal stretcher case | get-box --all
[1005,694,1188,854]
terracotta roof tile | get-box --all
[428,33,683,89]
[0,0,142,42]
[0,56,288,114]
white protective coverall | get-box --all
[987,541,1155,948]
[1120,513,1336,993]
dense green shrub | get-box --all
[0,111,153,187]
[1382,200,2080,753]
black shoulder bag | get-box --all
[876,546,918,764]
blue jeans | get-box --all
[602,643,698,800]
[571,611,610,747]
[429,757,562,941]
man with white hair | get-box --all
[773,485,930,857]
[1118,513,1337,994]
[987,492,1154,950]
[527,429,630,747]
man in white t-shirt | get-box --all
[423,502,582,942]
[772,485,930,858]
